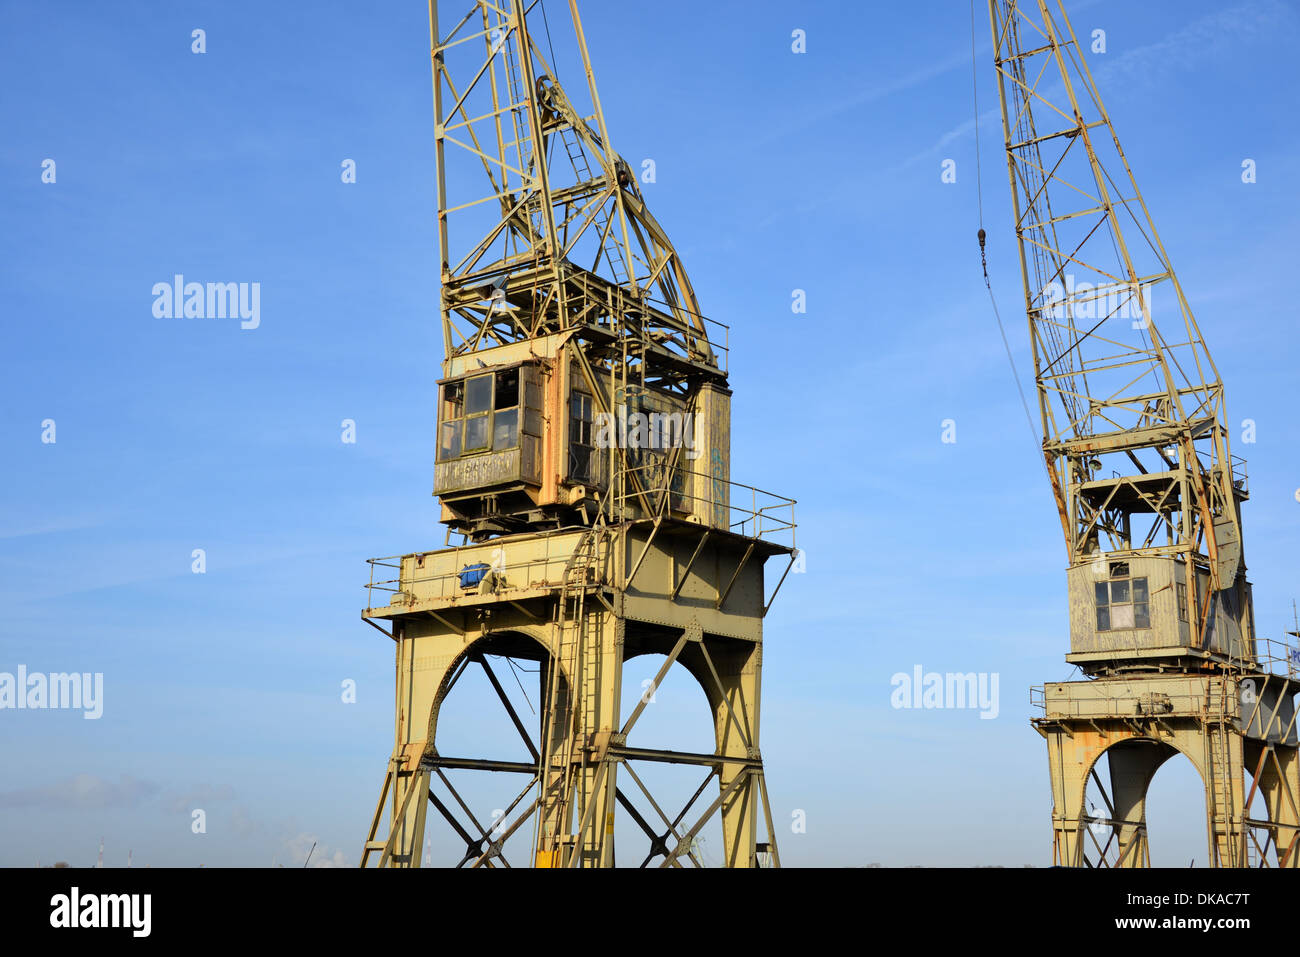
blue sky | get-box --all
[1,0,1297,867]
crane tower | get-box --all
[358,0,797,868]
[988,0,1300,866]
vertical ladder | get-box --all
[558,124,629,285]
[359,756,424,868]
[1204,678,1240,867]
[536,525,605,865]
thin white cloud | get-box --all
[279,831,349,868]
[896,0,1294,173]
[1093,0,1295,89]
[0,773,158,810]
[0,514,110,541]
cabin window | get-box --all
[437,381,464,462]
[463,373,492,452]
[437,369,522,461]
[493,408,518,451]
[1096,572,1149,631]
[464,411,490,452]
[438,420,461,461]
[570,392,593,481]
[465,375,492,414]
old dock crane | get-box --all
[988,0,1299,866]
[358,0,797,868]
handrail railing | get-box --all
[1031,640,1300,720]
[1230,454,1249,495]
[612,463,796,549]
[1246,636,1300,679]
[1032,684,1226,718]
[364,464,797,610]
[364,528,602,612]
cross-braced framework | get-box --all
[362,642,764,870]
[359,519,794,868]
[1035,661,1300,868]
[988,0,1245,618]
[430,0,721,397]
[989,0,1298,868]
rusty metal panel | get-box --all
[434,447,522,494]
